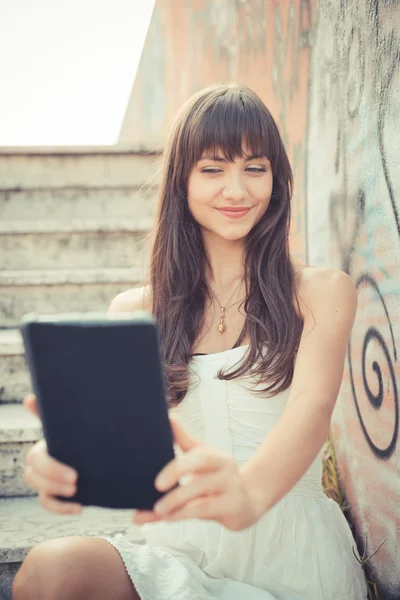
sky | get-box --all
[0,0,155,146]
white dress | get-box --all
[97,344,368,599]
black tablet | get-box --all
[20,311,176,510]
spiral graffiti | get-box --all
[348,274,398,459]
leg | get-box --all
[12,536,140,600]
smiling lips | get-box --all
[217,207,251,219]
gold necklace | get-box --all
[209,278,245,334]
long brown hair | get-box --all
[142,82,303,408]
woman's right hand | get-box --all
[23,394,83,515]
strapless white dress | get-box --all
[97,345,368,599]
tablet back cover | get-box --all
[20,313,175,510]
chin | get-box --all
[218,229,249,241]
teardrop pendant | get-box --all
[217,321,226,333]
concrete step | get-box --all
[0,186,157,222]
[0,330,29,404]
[0,404,42,497]
[0,218,153,270]
[0,267,144,327]
[0,495,145,600]
[0,146,161,189]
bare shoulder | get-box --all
[295,264,356,323]
[107,285,153,315]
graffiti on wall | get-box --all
[306,0,400,596]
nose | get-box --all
[222,173,247,202]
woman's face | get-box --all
[187,142,273,242]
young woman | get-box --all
[14,83,368,600]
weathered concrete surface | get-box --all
[0,405,42,496]
[0,147,161,189]
[0,267,144,328]
[0,563,20,600]
[0,330,29,404]
[0,442,39,497]
[0,353,29,404]
[0,187,158,222]
[0,220,151,270]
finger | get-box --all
[169,417,202,452]
[26,440,78,485]
[155,449,233,491]
[38,491,82,515]
[164,489,239,523]
[162,494,219,522]
[23,394,40,419]
[24,465,77,498]
[132,510,163,525]
[154,470,229,516]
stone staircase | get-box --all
[0,147,161,599]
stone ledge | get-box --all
[0,330,23,355]
[0,405,42,496]
[0,151,162,189]
[0,563,20,600]
[0,278,141,328]
[0,267,144,286]
[0,496,145,564]
[0,404,41,443]
[0,217,154,234]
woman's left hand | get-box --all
[132,416,266,531]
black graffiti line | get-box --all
[348,273,398,459]
[356,274,397,363]
[349,325,398,458]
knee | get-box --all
[12,542,48,600]
[12,537,83,600]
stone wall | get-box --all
[306,2,400,597]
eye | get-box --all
[200,166,267,174]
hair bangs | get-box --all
[187,90,272,167]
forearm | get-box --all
[239,397,331,515]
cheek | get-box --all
[187,175,202,207]
[188,200,214,226]
[253,178,273,208]
[187,175,215,212]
